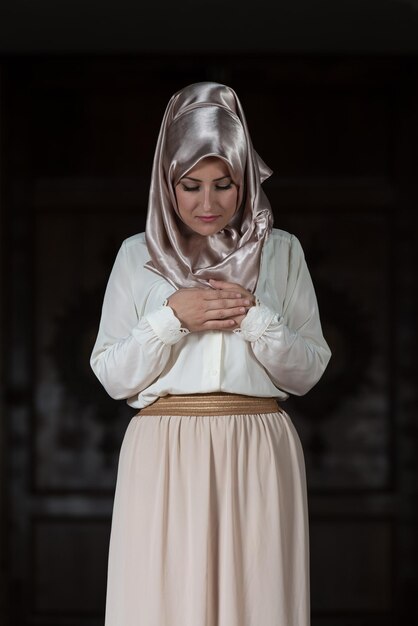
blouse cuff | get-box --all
[144,305,190,346]
[234,299,279,342]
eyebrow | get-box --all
[181,175,231,182]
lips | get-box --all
[197,215,220,222]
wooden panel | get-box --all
[29,85,166,179]
[31,518,109,615]
[33,211,138,492]
[283,208,393,491]
[310,519,393,613]
[245,90,393,179]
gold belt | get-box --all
[138,392,280,417]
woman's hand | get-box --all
[208,279,256,328]
[167,286,252,332]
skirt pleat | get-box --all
[104,408,310,626]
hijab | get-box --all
[144,81,274,293]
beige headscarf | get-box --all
[144,82,274,293]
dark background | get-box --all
[0,2,417,625]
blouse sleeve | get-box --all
[234,235,331,396]
[90,241,189,400]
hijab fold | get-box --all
[144,82,274,293]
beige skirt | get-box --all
[104,393,310,626]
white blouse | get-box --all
[90,228,331,409]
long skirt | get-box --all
[104,394,310,626]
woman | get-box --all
[90,81,331,626]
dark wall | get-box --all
[1,55,417,626]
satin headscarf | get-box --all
[144,82,274,293]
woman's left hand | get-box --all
[208,279,255,327]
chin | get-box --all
[194,225,224,236]
[190,219,229,236]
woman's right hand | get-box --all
[167,288,251,332]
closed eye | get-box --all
[181,185,200,192]
[181,183,233,192]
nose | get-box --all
[202,186,213,212]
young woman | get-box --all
[91,81,331,626]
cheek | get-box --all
[175,190,197,223]
[227,189,239,213]
[175,189,188,215]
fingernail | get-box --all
[243,299,250,305]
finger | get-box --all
[208,278,253,299]
[202,318,237,330]
[208,279,240,290]
[203,289,243,300]
[207,291,255,307]
[205,298,251,311]
[205,306,248,320]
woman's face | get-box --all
[174,157,239,236]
